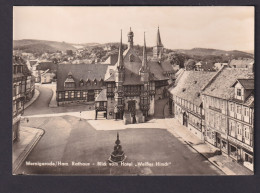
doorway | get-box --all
[183,112,188,127]
[128,100,136,123]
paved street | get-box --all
[16,115,223,175]
[24,85,94,116]
[16,85,223,175]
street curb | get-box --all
[184,141,232,175]
[13,128,45,174]
[164,119,231,175]
[24,88,40,110]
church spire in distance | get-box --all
[142,32,148,70]
[117,29,124,69]
[156,26,163,47]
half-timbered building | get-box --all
[95,28,172,123]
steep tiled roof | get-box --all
[202,67,253,99]
[169,71,215,106]
[57,63,108,91]
[102,54,118,66]
[148,61,170,81]
[95,89,107,101]
[104,44,169,83]
[234,79,254,90]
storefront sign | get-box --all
[227,136,253,152]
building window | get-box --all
[141,97,148,105]
[79,81,84,87]
[117,98,123,105]
[65,92,68,99]
[230,104,234,112]
[58,93,62,99]
[70,91,74,98]
[244,108,249,116]
[129,54,135,62]
[83,91,87,98]
[107,83,114,93]
[65,82,75,88]
[77,91,81,98]
[100,101,104,107]
[149,82,155,91]
[244,126,250,139]
[13,85,16,96]
[237,123,242,135]
[237,89,241,96]
[237,106,241,114]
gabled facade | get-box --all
[95,28,171,123]
[13,56,34,142]
[201,66,254,171]
[56,63,108,105]
[168,71,215,140]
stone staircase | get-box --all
[123,110,145,124]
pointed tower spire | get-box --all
[156,26,163,47]
[117,30,124,69]
[142,32,147,70]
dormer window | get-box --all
[79,79,84,87]
[64,72,75,88]
[129,54,134,62]
[237,89,241,96]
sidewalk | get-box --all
[164,117,253,175]
[47,83,58,108]
[12,126,44,174]
[24,88,40,110]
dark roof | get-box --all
[104,46,169,83]
[95,89,107,101]
[29,60,38,67]
[169,71,215,106]
[202,67,253,100]
[232,79,254,90]
[160,60,174,72]
[57,63,108,91]
[156,27,163,47]
[107,54,118,66]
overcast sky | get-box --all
[13,6,254,51]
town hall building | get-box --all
[95,28,172,123]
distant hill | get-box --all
[13,39,77,53]
[13,39,254,61]
[173,48,254,59]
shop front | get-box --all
[227,136,254,171]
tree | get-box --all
[168,52,188,68]
[184,59,196,70]
[66,50,73,56]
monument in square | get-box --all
[108,132,126,163]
